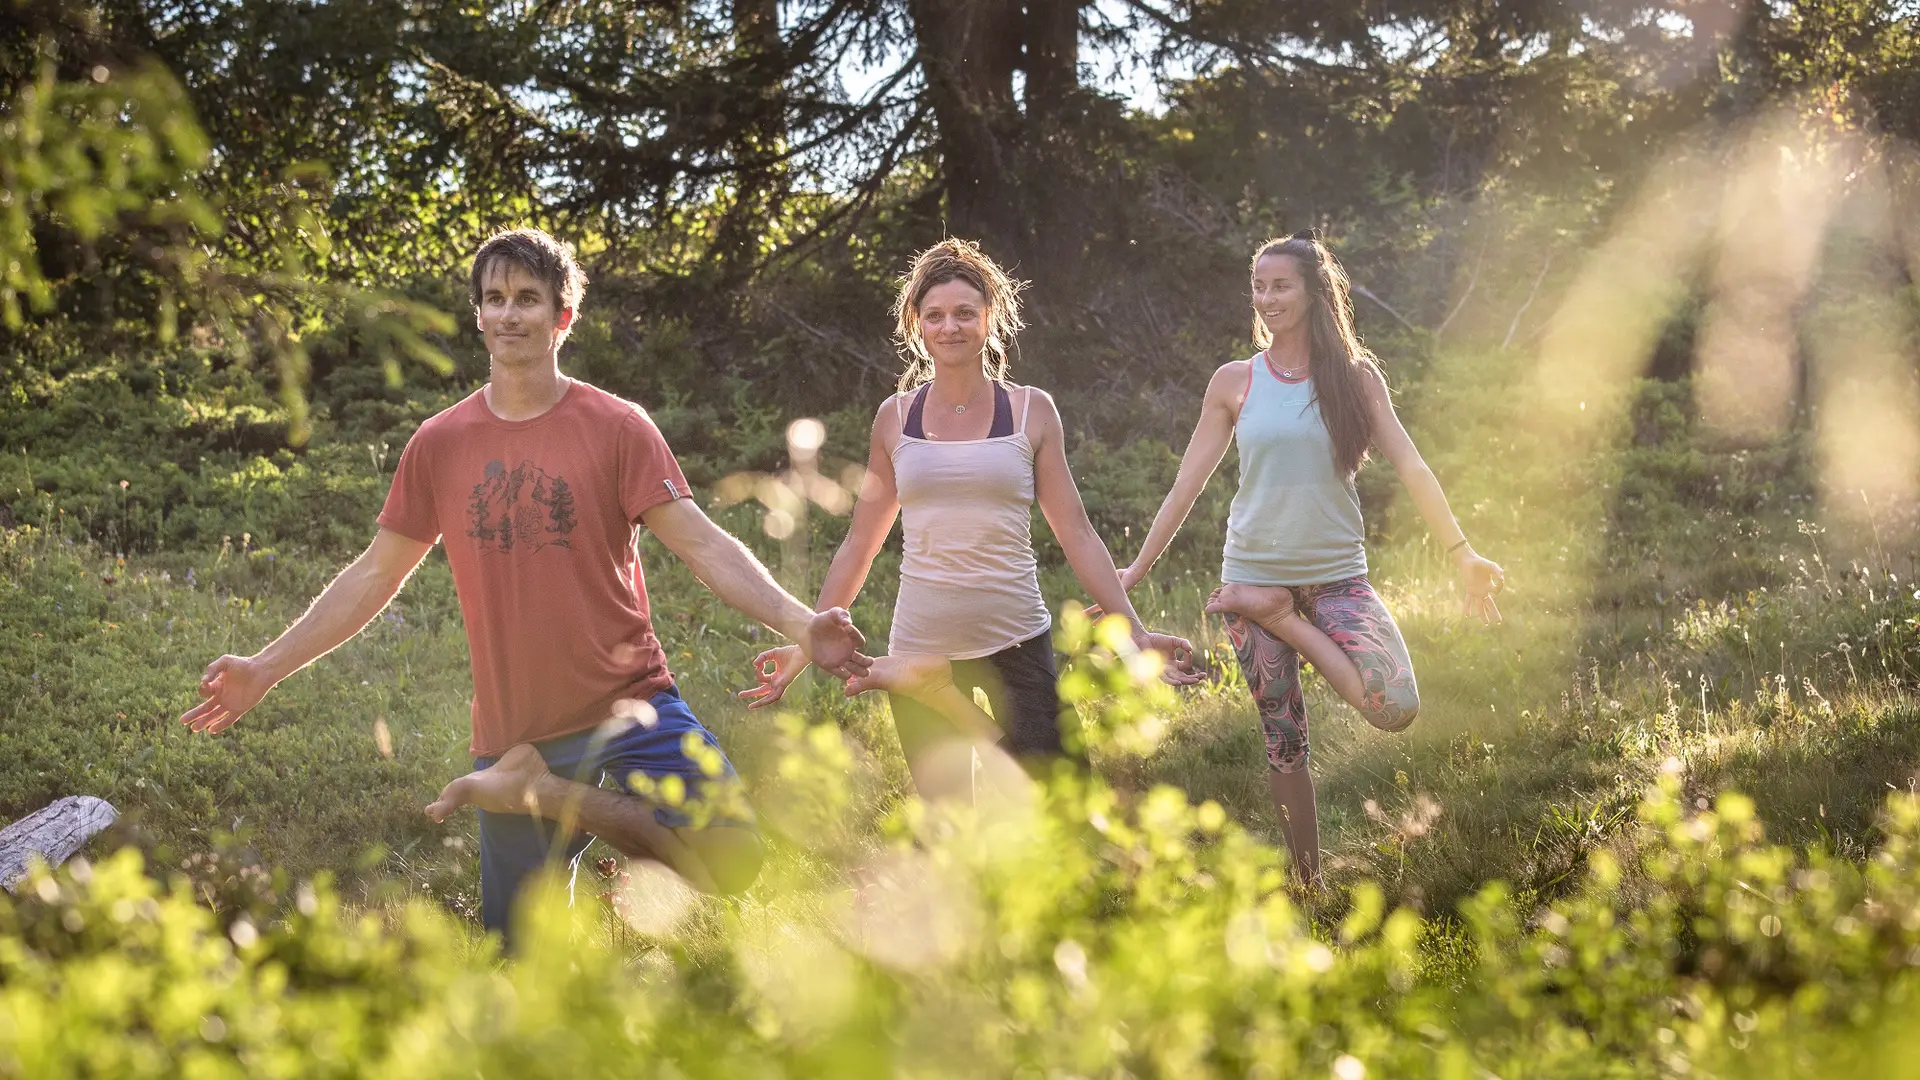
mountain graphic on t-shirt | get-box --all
[467,459,578,554]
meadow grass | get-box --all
[5,403,1915,938]
[8,354,1920,1075]
[4,328,1917,935]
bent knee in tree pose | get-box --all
[180,227,871,941]
[740,238,1197,800]
[1208,579,1420,735]
[1216,577,1421,782]
[1118,233,1507,886]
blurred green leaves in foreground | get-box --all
[2,616,1918,1079]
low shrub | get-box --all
[0,619,1916,1078]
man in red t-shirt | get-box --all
[178,228,871,937]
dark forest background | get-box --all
[5,0,1916,558]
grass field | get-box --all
[8,353,1920,1075]
[5,360,1917,934]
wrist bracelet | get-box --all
[1446,537,1470,555]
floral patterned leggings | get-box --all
[1221,575,1420,773]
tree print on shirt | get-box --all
[467,460,577,554]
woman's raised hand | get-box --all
[739,644,810,710]
[1458,552,1507,624]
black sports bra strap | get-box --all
[904,382,1013,439]
[903,384,930,439]
[989,383,1014,438]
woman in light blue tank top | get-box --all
[1120,233,1508,884]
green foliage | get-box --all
[7,5,1920,1071]
[0,630,1917,1077]
[0,59,211,327]
[0,36,454,446]
[0,334,437,553]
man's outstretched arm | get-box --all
[640,498,871,679]
[179,527,435,733]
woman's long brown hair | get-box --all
[1250,235,1384,479]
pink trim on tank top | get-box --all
[1261,348,1311,384]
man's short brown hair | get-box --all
[469,228,589,313]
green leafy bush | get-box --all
[0,619,1917,1078]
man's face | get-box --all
[475,261,573,367]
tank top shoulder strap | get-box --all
[1016,385,1037,435]
[1238,355,1271,414]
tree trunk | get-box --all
[715,0,788,280]
[1021,0,1086,286]
[910,0,1024,252]
[1023,0,1079,120]
[0,796,118,892]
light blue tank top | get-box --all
[1221,356,1368,586]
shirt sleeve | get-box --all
[377,425,443,544]
[620,407,692,523]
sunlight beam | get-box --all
[1696,112,1853,443]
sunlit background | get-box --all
[2,0,1919,1074]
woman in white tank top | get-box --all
[741,239,1199,799]
[1118,234,1508,884]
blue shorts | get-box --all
[473,684,754,935]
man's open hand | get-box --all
[178,655,277,734]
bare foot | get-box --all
[425,743,552,822]
[845,654,956,698]
[848,654,1004,744]
[1205,583,1299,639]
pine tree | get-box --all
[546,475,577,544]
[467,482,495,547]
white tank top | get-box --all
[886,386,1053,659]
